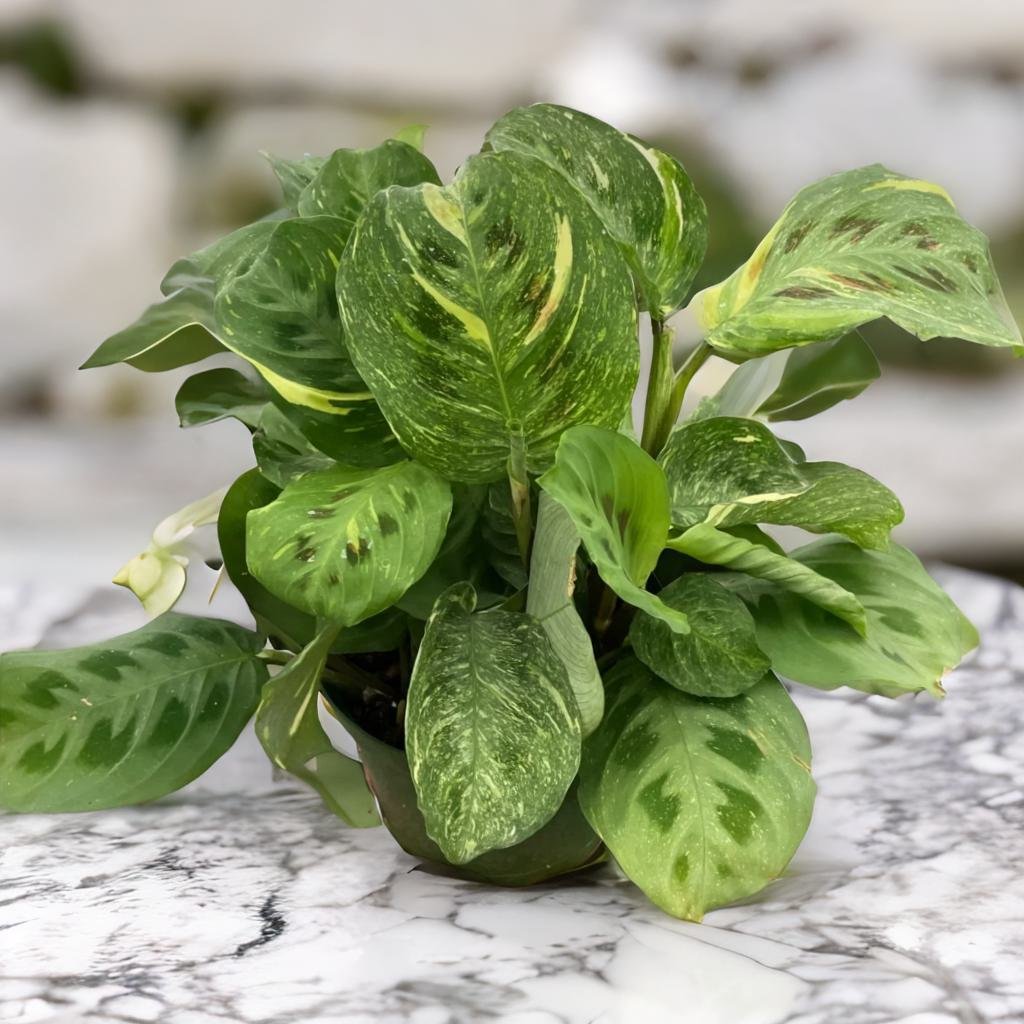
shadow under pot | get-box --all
[321,685,606,888]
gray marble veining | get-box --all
[1,569,1022,1024]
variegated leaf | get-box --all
[246,462,451,626]
[579,659,815,921]
[264,152,326,209]
[629,574,769,698]
[255,623,380,826]
[692,164,1022,359]
[668,523,866,633]
[661,416,903,550]
[0,614,266,812]
[338,149,639,483]
[727,539,978,698]
[538,426,689,634]
[486,103,707,316]
[175,367,270,429]
[527,492,604,735]
[405,583,581,864]
[250,406,335,489]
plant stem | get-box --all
[507,429,533,568]
[592,584,618,642]
[640,316,674,454]
[648,340,712,455]
[257,649,294,667]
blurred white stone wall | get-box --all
[1,0,1022,590]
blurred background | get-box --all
[1,0,1022,624]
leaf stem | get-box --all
[258,649,294,667]
[640,316,674,454]
[648,340,712,455]
[507,429,533,568]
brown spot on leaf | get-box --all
[296,546,316,562]
[783,221,813,253]
[895,264,957,294]
[832,214,881,242]
[774,285,833,300]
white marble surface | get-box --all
[1,569,1023,1024]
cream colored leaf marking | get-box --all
[423,186,469,244]
[864,178,954,204]
[523,216,573,346]
[248,359,374,415]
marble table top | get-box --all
[1,568,1022,1024]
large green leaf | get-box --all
[175,367,270,429]
[405,582,582,864]
[668,523,866,634]
[629,574,769,698]
[0,614,266,812]
[727,538,978,698]
[255,624,380,826]
[579,658,815,921]
[538,426,689,634]
[757,333,880,422]
[660,416,903,550]
[527,492,604,735]
[246,462,451,626]
[692,164,1022,359]
[338,149,639,482]
[486,103,707,316]
[218,470,406,654]
[295,139,440,228]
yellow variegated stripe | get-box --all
[690,164,1021,358]
[339,149,638,483]
[487,104,707,316]
[245,358,374,415]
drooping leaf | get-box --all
[727,538,978,698]
[250,405,335,488]
[81,222,276,371]
[527,492,604,735]
[218,470,407,654]
[486,103,708,316]
[578,658,815,921]
[295,139,440,228]
[264,151,326,209]
[405,582,581,863]
[539,426,688,634]
[696,351,789,421]
[338,149,639,483]
[691,164,1022,359]
[255,623,380,826]
[175,367,270,429]
[668,523,866,634]
[629,574,769,698]
[660,416,903,550]
[113,487,226,617]
[246,462,451,626]
[757,333,881,422]
[0,613,266,812]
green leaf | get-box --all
[480,481,528,591]
[251,405,335,488]
[669,523,866,634]
[527,492,604,735]
[692,164,1022,359]
[538,426,689,634]
[405,583,581,863]
[661,416,903,550]
[486,103,708,316]
[254,623,380,826]
[295,139,440,228]
[579,658,815,921]
[218,470,406,654]
[392,123,428,151]
[0,613,266,812]
[246,462,452,626]
[629,575,769,698]
[728,538,978,698]
[81,222,276,372]
[264,151,326,209]
[698,351,789,420]
[338,149,639,483]
[175,367,270,429]
[757,333,881,422]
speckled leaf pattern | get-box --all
[629,575,769,698]
[255,624,380,826]
[527,492,604,735]
[175,367,270,429]
[0,614,266,812]
[578,658,815,921]
[264,152,326,209]
[727,539,979,698]
[757,333,880,422]
[487,103,708,316]
[295,139,440,230]
[406,583,582,864]
[539,426,689,634]
[250,406,335,489]
[661,416,903,550]
[693,164,1022,359]
[668,523,866,634]
[246,462,452,626]
[338,149,639,482]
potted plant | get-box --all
[2,105,1019,921]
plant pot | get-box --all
[322,686,606,887]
